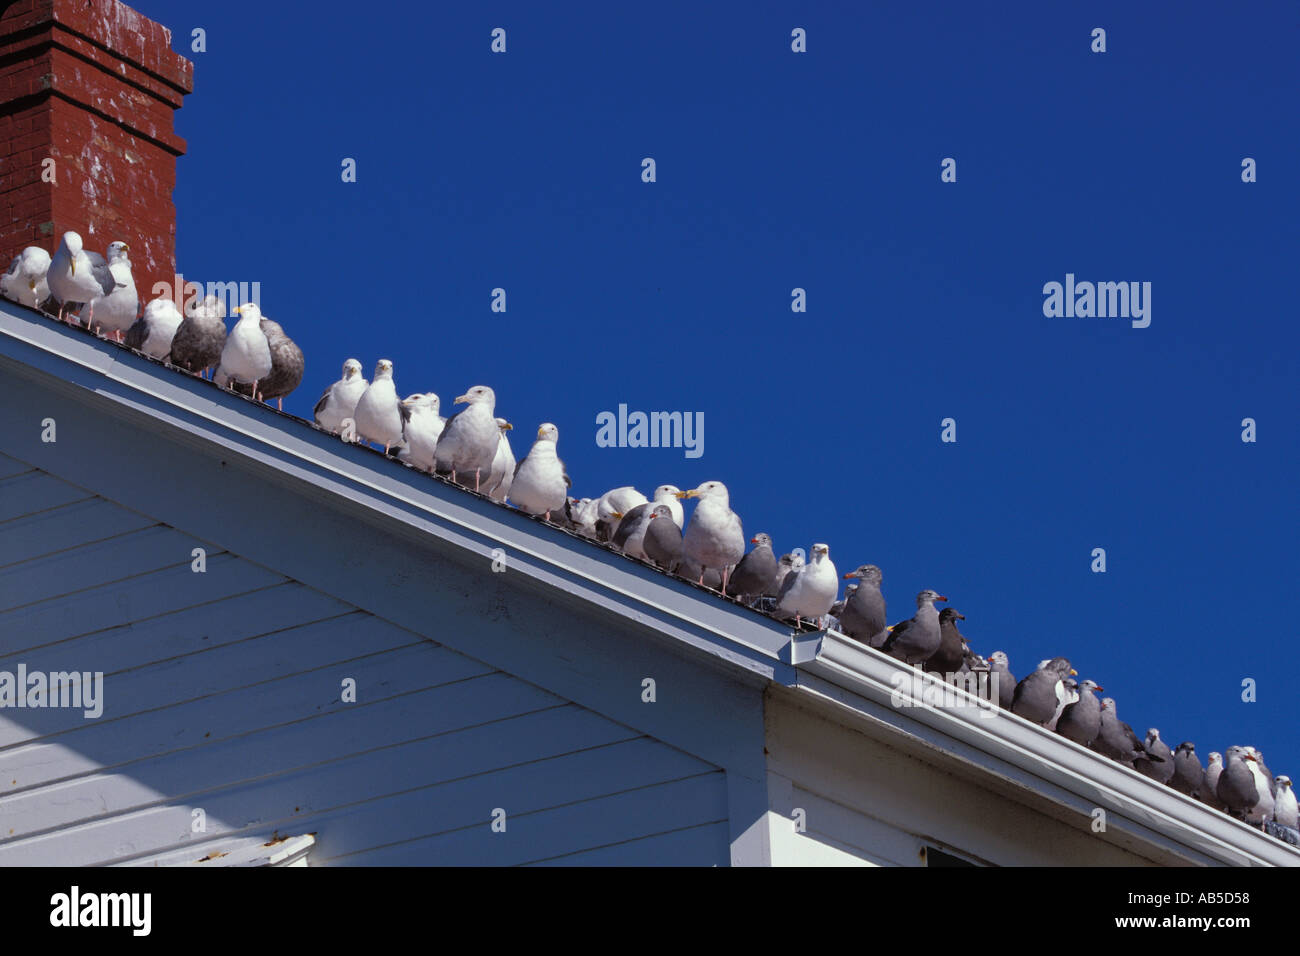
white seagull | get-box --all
[433,385,499,491]
[1,246,51,309]
[353,359,404,453]
[83,241,138,341]
[313,359,368,435]
[676,481,745,592]
[124,297,183,360]
[218,303,274,397]
[48,231,113,324]
[774,543,839,628]
[396,393,444,472]
[510,423,570,519]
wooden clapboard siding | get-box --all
[0,458,732,866]
[764,691,1164,866]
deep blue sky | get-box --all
[133,1,1298,774]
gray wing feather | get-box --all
[312,386,332,420]
[87,252,114,296]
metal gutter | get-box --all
[796,629,1300,867]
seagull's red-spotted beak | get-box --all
[1070,668,1078,676]
[936,595,949,602]
[751,536,760,544]
[1095,685,1104,693]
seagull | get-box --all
[1274,776,1298,828]
[1245,747,1277,797]
[396,394,444,472]
[678,558,724,592]
[595,487,647,542]
[612,486,683,560]
[1047,676,1080,731]
[124,297,183,360]
[1244,753,1275,827]
[353,359,405,453]
[926,607,968,675]
[569,497,599,538]
[643,504,683,571]
[986,651,1016,709]
[772,552,805,596]
[483,419,515,501]
[837,565,889,647]
[229,318,303,409]
[882,590,948,666]
[82,241,136,340]
[1055,678,1104,746]
[1201,752,1227,811]
[217,303,273,398]
[1011,657,1075,726]
[1171,742,1205,798]
[1216,747,1260,819]
[1090,698,1155,765]
[511,423,570,519]
[434,385,499,490]
[1,246,51,309]
[313,359,367,435]
[726,533,778,604]
[1134,728,1175,784]
[774,543,838,629]
[47,231,111,323]
[677,481,745,592]
[170,294,227,377]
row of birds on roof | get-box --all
[5,234,1296,847]
[1,234,303,406]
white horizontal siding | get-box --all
[765,690,1164,866]
[0,458,729,865]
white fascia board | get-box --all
[796,630,1300,867]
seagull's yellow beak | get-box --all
[1070,668,1078,676]
[69,260,75,275]
[454,394,470,404]
[233,304,245,315]
[536,425,547,438]
[675,489,698,499]
[501,422,513,431]
[121,243,130,251]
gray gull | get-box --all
[434,385,499,490]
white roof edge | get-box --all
[795,630,1300,867]
[0,304,796,686]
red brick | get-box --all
[0,0,190,294]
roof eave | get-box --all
[794,630,1300,867]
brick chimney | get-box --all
[0,0,192,302]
